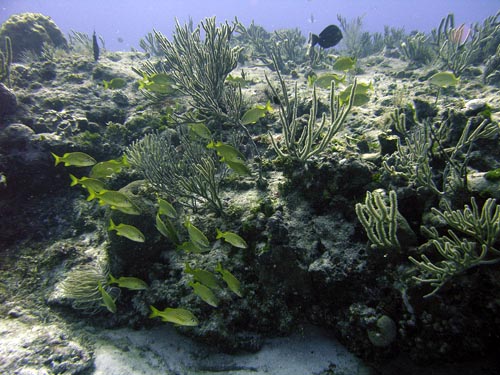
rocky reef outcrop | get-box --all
[0,13,68,61]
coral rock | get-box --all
[0,83,17,119]
[0,13,68,61]
[464,99,487,116]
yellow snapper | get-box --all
[187,122,212,141]
[339,81,372,106]
[223,158,252,176]
[109,274,148,290]
[103,78,127,90]
[69,174,107,192]
[206,141,245,163]
[112,203,141,216]
[138,73,175,94]
[52,152,97,167]
[184,263,221,290]
[206,141,251,176]
[240,101,272,125]
[158,198,177,218]
[428,71,460,88]
[188,281,219,307]
[216,229,248,249]
[309,73,345,89]
[184,218,210,250]
[331,56,356,72]
[215,263,242,297]
[87,189,134,208]
[149,305,199,326]
[89,156,129,179]
[156,213,180,245]
[108,219,145,243]
[98,281,116,313]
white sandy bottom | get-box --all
[93,325,373,375]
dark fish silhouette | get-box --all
[311,25,343,48]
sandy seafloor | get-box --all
[91,325,370,375]
[0,303,371,374]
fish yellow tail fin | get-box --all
[215,262,223,274]
[86,187,97,201]
[149,305,160,319]
[265,100,273,112]
[121,155,130,167]
[51,152,62,166]
[69,174,79,186]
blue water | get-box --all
[1,0,499,51]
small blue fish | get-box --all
[311,25,343,49]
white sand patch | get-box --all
[93,324,373,375]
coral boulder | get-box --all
[0,13,68,61]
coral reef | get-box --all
[1,12,500,375]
